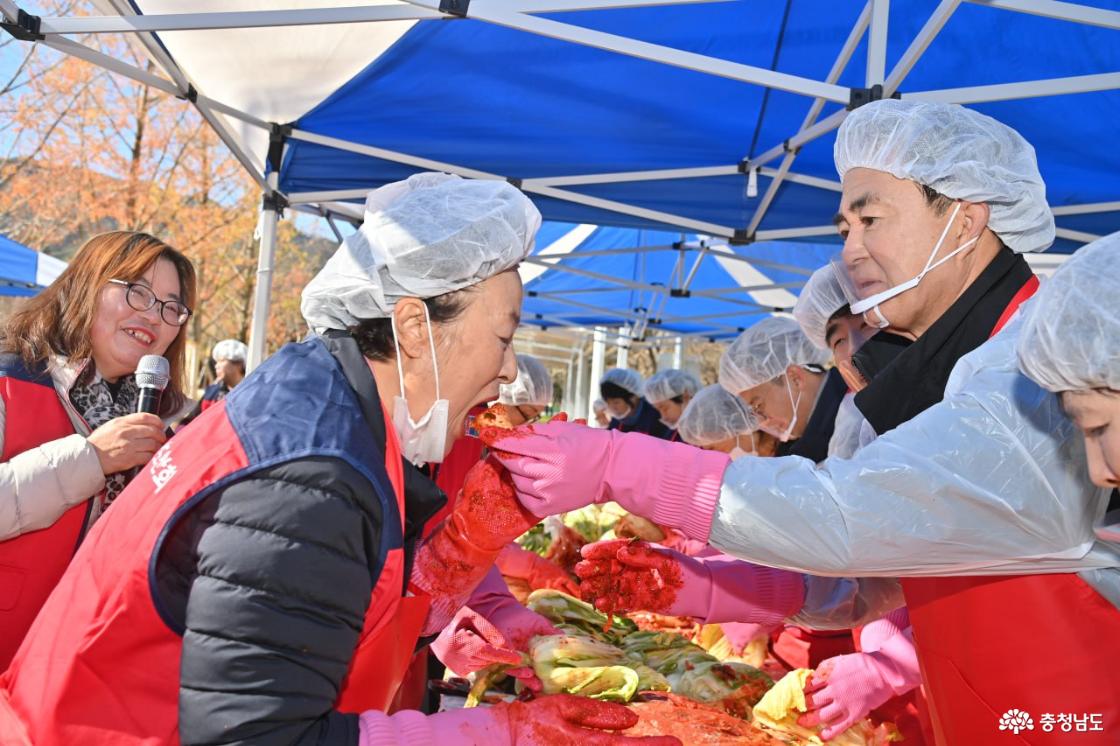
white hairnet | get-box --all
[644,369,702,404]
[793,263,850,350]
[498,354,553,407]
[600,368,644,398]
[719,317,830,394]
[1017,231,1120,393]
[676,384,758,446]
[212,339,247,363]
[301,172,542,331]
[834,99,1054,254]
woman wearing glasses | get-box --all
[0,230,195,667]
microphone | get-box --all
[135,355,170,415]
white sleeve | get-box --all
[826,393,865,460]
[0,394,105,541]
[708,325,1119,578]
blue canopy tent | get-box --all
[522,222,836,338]
[9,0,1118,366]
[0,234,66,297]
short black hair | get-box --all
[918,183,953,216]
[824,304,853,347]
[351,289,472,362]
[600,381,639,404]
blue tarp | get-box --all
[522,222,837,337]
[0,234,65,297]
[279,1,1120,256]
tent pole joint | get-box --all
[1,8,43,41]
[848,83,901,110]
[262,190,289,214]
[507,176,523,190]
[730,228,754,246]
[669,288,690,298]
[176,84,198,104]
[439,0,471,18]
[267,122,293,172]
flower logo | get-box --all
[999,709,1035,735]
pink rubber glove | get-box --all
[719,621,773,655]
[431,567,557,687]
[858,607,910,653]
[797,628,922,741]
[575,540,805,628]
[480,422,729,541]
[358,695,682,746]
[496,543,581,596]
[658,528,714,557]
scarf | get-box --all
[68,364,141,505]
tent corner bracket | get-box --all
[439,0,471,18]
[176,84,198,104]
[262,190,289,214]
[730,228,754,246]
[849,84,901,110]
[1,8,43,41]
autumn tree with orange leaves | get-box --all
[0,1,332,387]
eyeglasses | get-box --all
[107,279,192,327]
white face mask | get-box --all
[760,376,800,443]
[610,405,632,420]
[849,202,980,329]
[729,433,756,460]
[391,304,450,466]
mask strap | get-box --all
[421,303,441,403]
[391,313,407,395]
[391,302,442,406]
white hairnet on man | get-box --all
[719,317,830,395]
[1017,232,1120,394]
[499,354,553,408]
[212,339,248,363]
[600,368,644,398]
[645,369,701,405]
[301,173,541,331]
[676,384,757,447]
[793,264,851,351]
[835,99,1054,254]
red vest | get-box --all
[1,341,429,744]
[0,359,91,670]
[903,276,1120,744]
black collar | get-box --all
[319,332,447,548]
[777,368,848,463]
[855,248,1034,436]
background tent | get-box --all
[0,234,66,297]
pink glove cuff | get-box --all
[644,445,729,542]
[703,559,806,628]
[358,709,437,746]
[465,566,519,621]
[858,607,910,653]
[868,628,922,696]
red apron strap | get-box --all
[991,275,1039,337]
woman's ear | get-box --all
[392,298,429,361]
[785,364,804,391]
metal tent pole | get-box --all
[589,327,607,419]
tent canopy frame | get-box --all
[2,0,1116,365]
